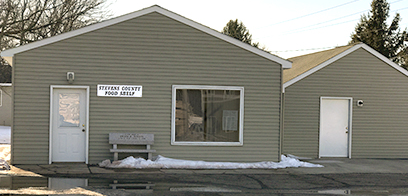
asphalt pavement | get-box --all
[2,158,408,195]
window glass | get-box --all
[58,93,80,127]
[173,87,243,144]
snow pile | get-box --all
[99,155,323,169]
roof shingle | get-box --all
[283,45,354,83]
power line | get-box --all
[278,6,408,36]
[284,19,360,35]
[270,46,337,53]
[263,0,360,27]
[271,23,408,54]
[282,10,368,34]
[389,0,405,4]
[258,0,406,34]
[392,6,408,12]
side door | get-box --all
[319,97,352,158]
[51,88,87,162]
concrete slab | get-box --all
[3,158,408,177]
[105,168,162,174]
[289,158,408,174]
[190,169,237,174]
[15,163,91,176]
[159,169,195,174]
[88,166,117,174]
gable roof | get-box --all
[283,45,354,83]
[1,5,291,68]
[283,43,408,91]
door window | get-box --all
[58,93,80,127]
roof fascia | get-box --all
[156,8,292,68]
[283,43,408,92]
[360,44,408,77]
[1,5,291,68]
[1,6,159,58]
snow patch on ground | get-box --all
[99,155,323,169]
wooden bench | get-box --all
[109,133,156,161]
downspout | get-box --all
[278,66,284,162]
[10,55,15,165]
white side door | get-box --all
[319,97,352,158]
[51,88,86,162]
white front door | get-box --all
[319,97,352,158]
[51,88,86,162]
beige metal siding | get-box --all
[0,85,12,126]
[283,48,408,158]
[12,12,282,164]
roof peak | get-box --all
[283,43,408,91]
[1,5,291,68]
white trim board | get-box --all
[0,5,291,69]
[283,43,408,92]
[49,85,90,164]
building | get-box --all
[1,5,291,164]
[0,83,12,126]
[282,43,408,158]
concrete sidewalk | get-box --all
[3,158,408,177]
[287,158,408,174]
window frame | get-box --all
[171,85,244,146]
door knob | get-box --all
[346,131,349,134]
[82,129,85,132]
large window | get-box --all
[171,85,244,146]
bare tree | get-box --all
[0,0,110,82]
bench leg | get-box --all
[147,144,152,160]
[114,152,118,161]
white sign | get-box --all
[97,84,142,97]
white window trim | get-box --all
[171,85,244,146]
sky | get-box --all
[106,0,408,59]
